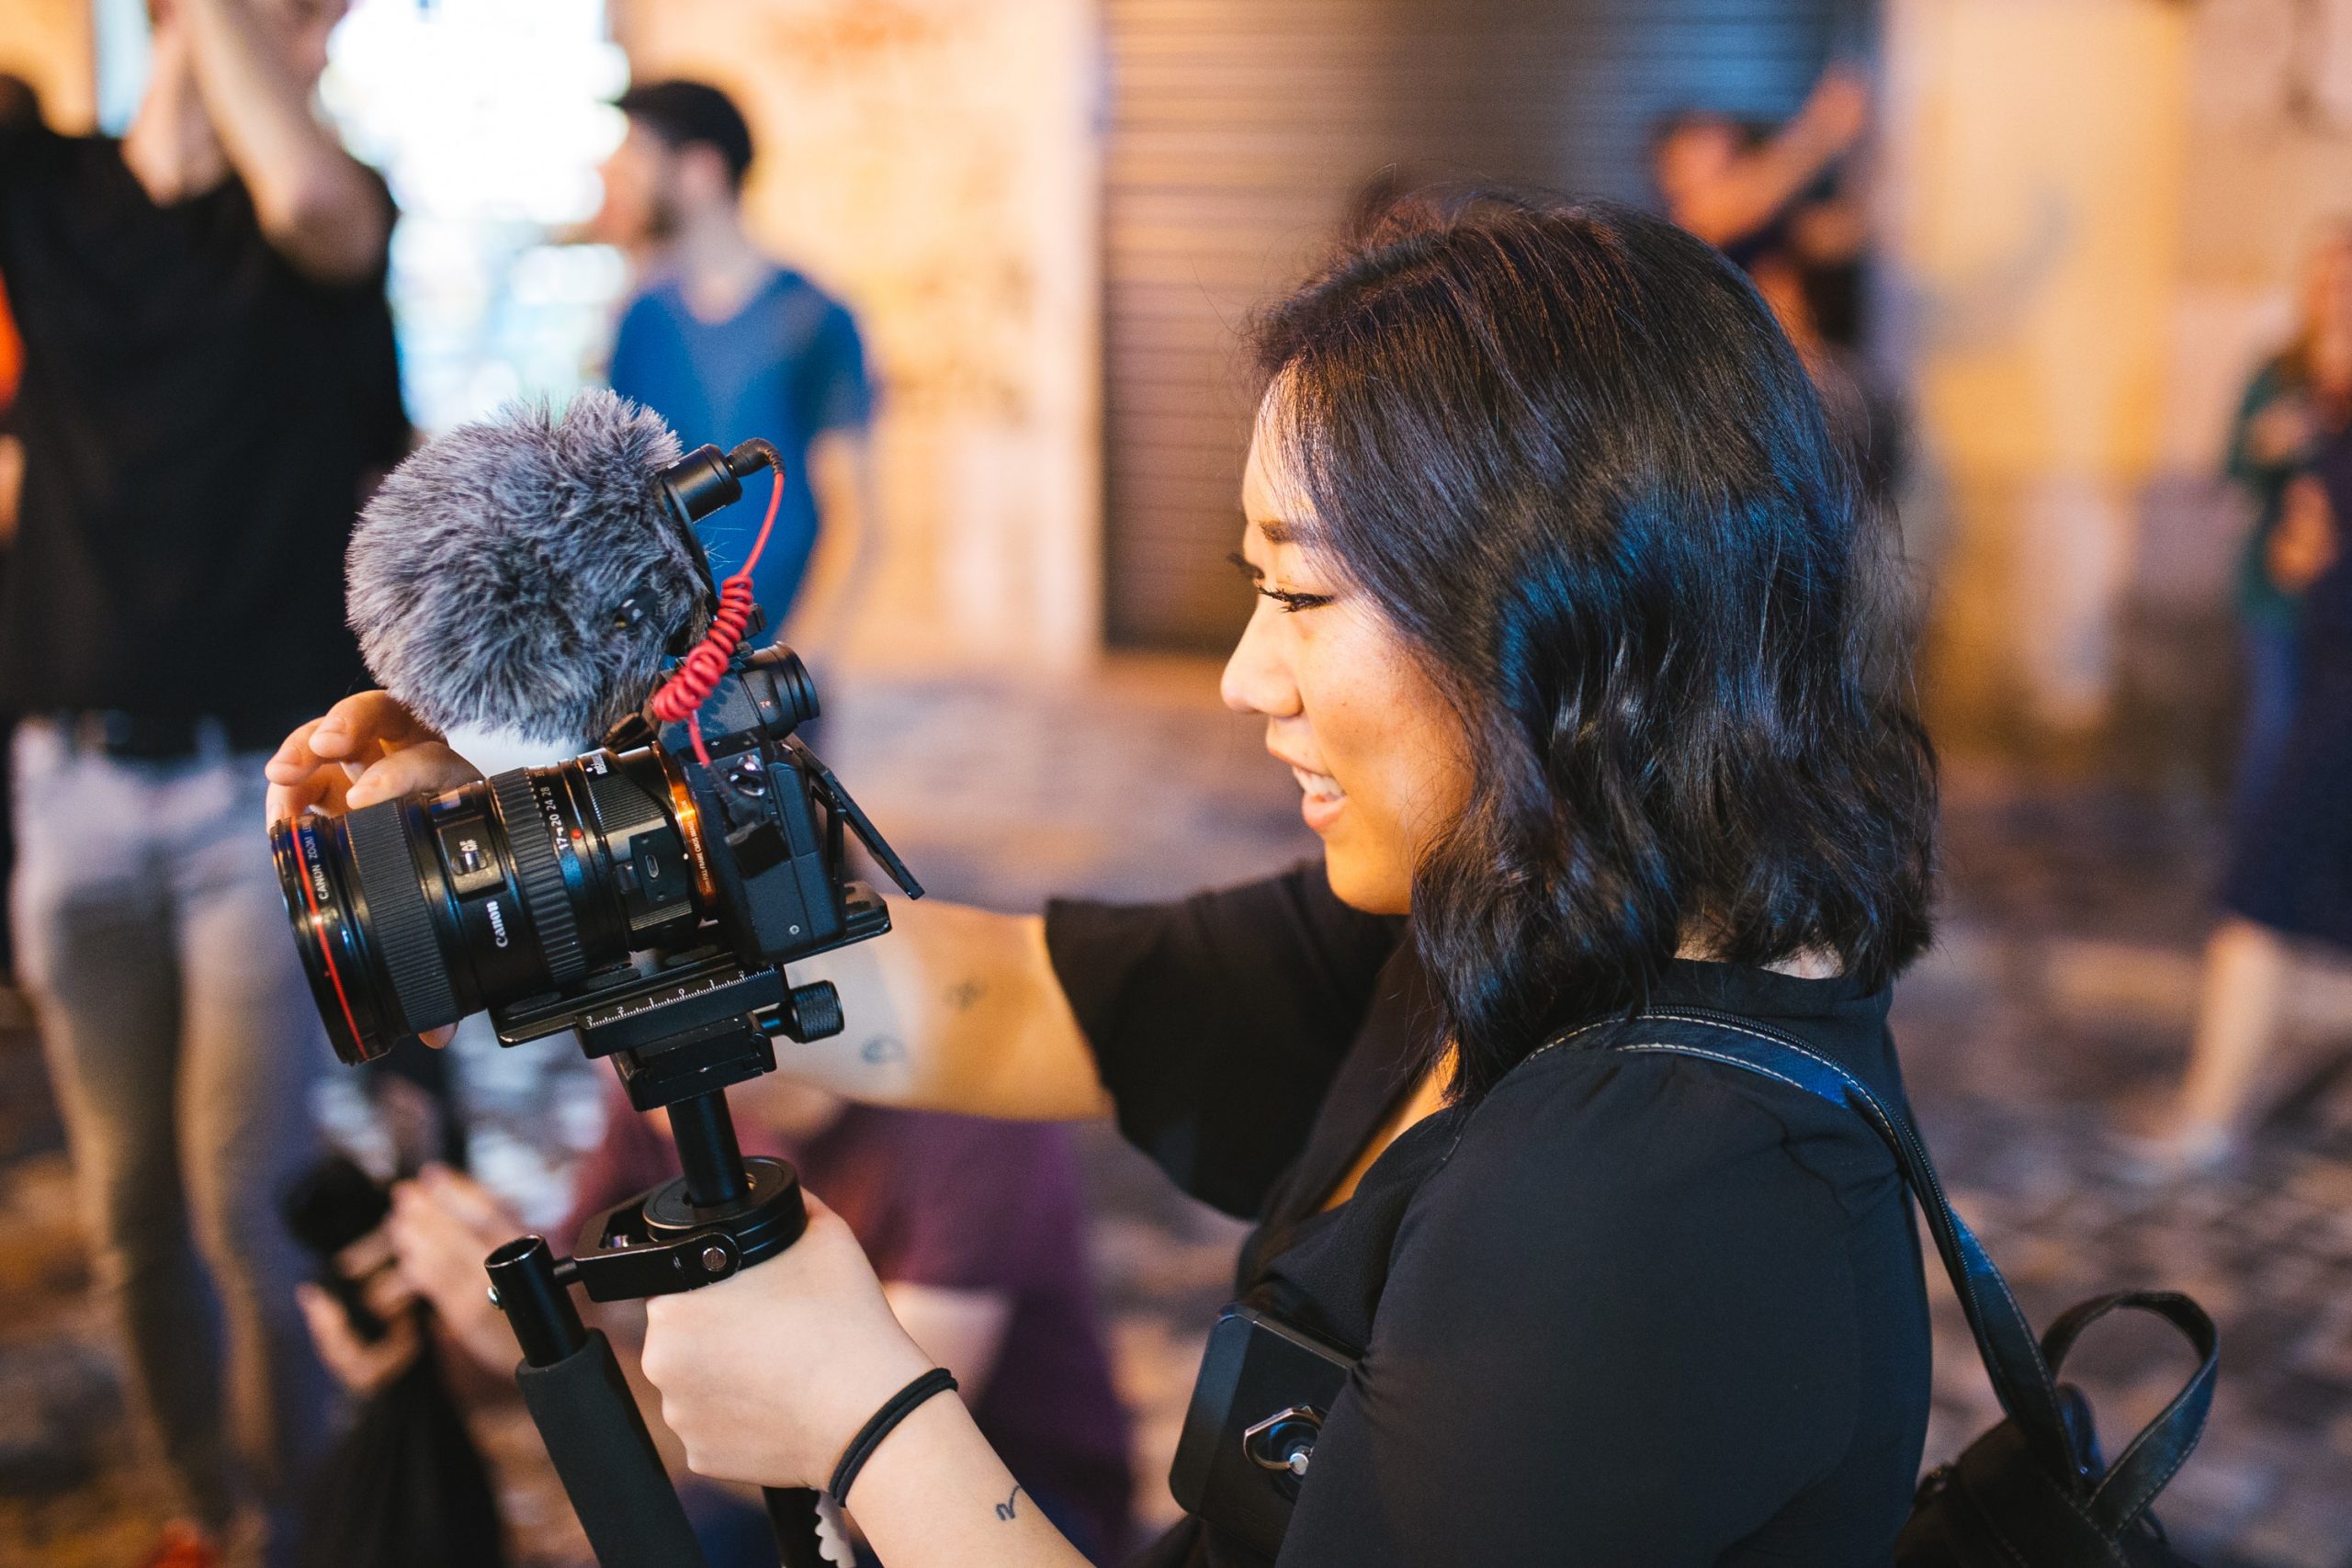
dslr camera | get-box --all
[270,446,919,1090]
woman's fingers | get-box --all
[343,742,484,809]
[315,690,440,759]
[265,693,454,824]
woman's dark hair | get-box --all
[1251,190,1936,1100]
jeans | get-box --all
[10,719,334,1556]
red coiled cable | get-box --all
[650,452,786,766]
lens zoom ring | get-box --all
[491,771,588,987]
[345,801,460,1031]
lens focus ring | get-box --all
[345,801,461,1032]
[491,770,588,987]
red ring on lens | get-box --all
[291,818,368,1057]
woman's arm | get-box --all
[265,693,1114,1122]
[640,1190,1091,1568]
[2227,367,2316,490]
[762,900,1110,1121]
[2272,472,2341,593]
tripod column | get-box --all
[670,1089,750,1208]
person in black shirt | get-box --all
[272,194,1936,1565]
[0,2,405,1562]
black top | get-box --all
[0,114,407,738]
[1046,863,1930,1567]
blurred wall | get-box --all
[1885,0,2192,743]
[1890,0,2352,768]
[1102,0,1860,653]
[612,0,1102,679]
[0,0,92,130]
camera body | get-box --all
[275,643,918,1070]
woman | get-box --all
[270,193,1938,1564]
[2217,223,2352,829]
[2143,224,2352,1171]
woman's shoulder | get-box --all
[1417,1029,1892,1246]
[1373,1033,1882,1396]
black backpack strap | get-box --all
[1564,1010,2084,1489]
[2038,1291,2219,1536]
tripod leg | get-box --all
[765,1486,833,1568]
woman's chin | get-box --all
[1321,840,1412,917]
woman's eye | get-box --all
[1227,550,1332,613]
[1255,585,1334,614]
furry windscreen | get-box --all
[346,391,711,745]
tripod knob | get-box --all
[783,980,843,1041]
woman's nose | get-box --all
[1221,604,1297,717]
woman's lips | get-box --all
[1291,764,1346,832]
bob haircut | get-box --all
[1251,190,1935,1100]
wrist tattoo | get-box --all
[945,977,986,1012]
[860,1034,907,1065]
[995,1483,1026,1521]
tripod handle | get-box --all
[765,1486,832,1567]
[516,1327,708,1567]
[492,1236,708,1568]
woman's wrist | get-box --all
[839,1391,1092,1568]
[831,1367,959,1503]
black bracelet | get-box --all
[828,1367,960,1504]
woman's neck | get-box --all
[1671,940,1844,979]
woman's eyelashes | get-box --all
[1227,550,1335,614]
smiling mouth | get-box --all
[1290,765,1344,803]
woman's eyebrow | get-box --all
[1255,518,1298,544]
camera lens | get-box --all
[271,748,709,1064]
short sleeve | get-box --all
[1044,863,1402,1217]
[799,299,872,434]
[1277,1053,1869,1565]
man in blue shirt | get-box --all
[598,81,875,650]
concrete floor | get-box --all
[4,660,2351,1565]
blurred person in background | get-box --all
[2156,430,2347,1171]
[0,2,408,1562]
[1650,65,1872,355]
[0,73,31,1012]
[596,80,876,661]
[2143,227,2352,1171]
[1651,66,1899,496]
[297,1070,1135,1565]
[2213,224,2352,829]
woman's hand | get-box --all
[640,1189,935,1491]
[265,691,480,825]
[2273,474,2341,594]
